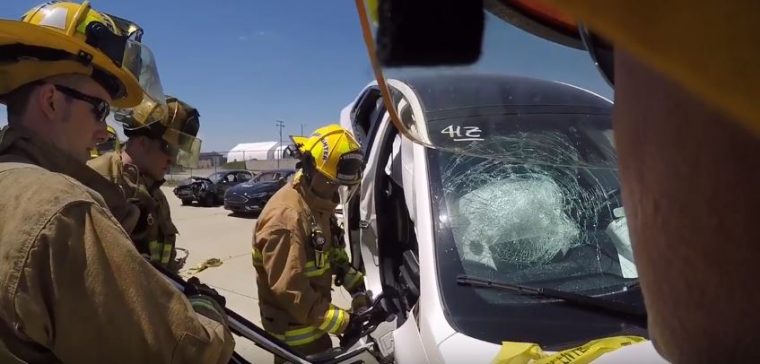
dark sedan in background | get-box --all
[173,170,254,206]
[224,169,296,215]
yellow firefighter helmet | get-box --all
[89,125,120,158]
[290,124,364,185]
[117,95,202,168]
[0,1,157,107]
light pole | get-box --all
[275,120,285,168]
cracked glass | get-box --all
[432,114,636,303]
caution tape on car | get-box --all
[492,336,647,364]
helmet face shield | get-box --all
[117,95,201,168]
[167,107,199,138]
[162,103,201,168]
[335,151,364,185]
[83,8,166,115]
[113,40,167,125]
[163,127,202,168]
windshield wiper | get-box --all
[456,274,647,328]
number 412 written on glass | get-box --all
[441,125,484,142]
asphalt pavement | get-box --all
[166,186,352,362]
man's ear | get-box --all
[36,83,58,121]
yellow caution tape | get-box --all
[181,258,224,278]
[492,336,647,364]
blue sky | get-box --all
[1,1,612,152]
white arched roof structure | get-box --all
[227,142,278,162]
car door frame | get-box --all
[352,83,461,363]
[344,85,388,270]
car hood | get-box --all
[227,181,280,194]
[437,333,660,364]
[178,177,211,187]
[436,333,502,364]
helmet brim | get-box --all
[0,20,143,108]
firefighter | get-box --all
[88,96,201,272]
[84,125,142,234]
[89,124,120,159]
[0,2,233,362]
[252,124,369,360]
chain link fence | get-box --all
[166,151,299,184]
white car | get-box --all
[338,74,665,363]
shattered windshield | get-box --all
[428,112,645,345]
[433,113,636,302]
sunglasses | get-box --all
[54,85,111,123]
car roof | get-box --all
[393,73,612,112]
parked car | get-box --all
[173,170,253,206]
[339,74,648,363]
[224,169,296,215]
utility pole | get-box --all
[275,120,285,168]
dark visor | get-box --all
[335,152,365,185]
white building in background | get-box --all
[226,141,292,162]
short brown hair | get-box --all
[4,82,40,124]
[5,74,90,124]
